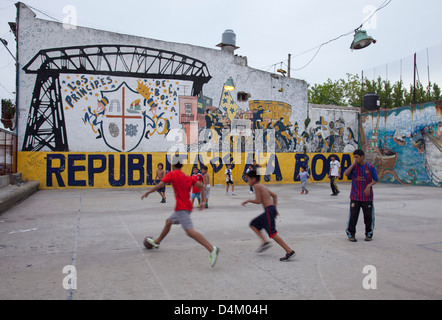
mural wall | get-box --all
[18,152,354,189]
[361,101,442,187]
[15,3,359,189]
[307,105,360,154]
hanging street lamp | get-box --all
[350,28,377,50]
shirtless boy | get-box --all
[155,163,166,203]
[242,170,296,262]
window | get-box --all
[185,103,192,114]
[237,92,250,102]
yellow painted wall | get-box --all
[17,152,354,190]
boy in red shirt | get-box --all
[191,166,204,207]
[142,162,220,267]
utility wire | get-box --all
[27,4,63,23]
[0,82,14,98]
[278,0,393,73]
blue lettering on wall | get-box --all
[294,153,310,181]
[264,154,282,182]
[128,154,145,186]
[311,154,327,181]
[68,154,87,187]
[47,154,66,187]
[109,154,126,187]
[340,154,352,180]
[210,157,223,174]
[88,155,107,187]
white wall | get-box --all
[16,3,309,153]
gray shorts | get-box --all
[301,181,307,190]
[169,210,193,230]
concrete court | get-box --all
[0,182,441,300]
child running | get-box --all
[191,166,204,208]
[225,164,236,196]
[242,170,296,262]
[297,166,310,195]
[141,162,220,268]
[246,164,255,194]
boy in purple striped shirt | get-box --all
[344,149,379,242]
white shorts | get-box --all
[205,185,211,199]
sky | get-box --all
[1,0,442,102]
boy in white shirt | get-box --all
[225,164,236,196]
[329,155,341,196]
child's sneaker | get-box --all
[256,242,272,253]
[146,238,160,249]
[209,246,220,268]
[280,251,296,262]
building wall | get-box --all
[14,3,359,189]
[361,101,442,187]
[307,104,360,154]
[18,151,354,189]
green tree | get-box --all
[342,73,363,107]
[308,73,441,109]
[308,78,346,106]
[392,80,405,108]
[1,99,16,130]
[430,83,441,101]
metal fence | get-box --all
[362,42,442,105]
[0,128,17,176]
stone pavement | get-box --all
[0,182,441,300]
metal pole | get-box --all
[427,48,431,101]
[360,71,364,149]
[288,54,291,78]
[413,52,417,104]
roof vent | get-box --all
[216,29,239,54]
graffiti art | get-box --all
[361,103,442,187]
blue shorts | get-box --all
[250,205,278,238]
[191,193,200,200]
[155,180,166,193]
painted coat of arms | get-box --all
[81,79,174,152]
[100,82,146,152]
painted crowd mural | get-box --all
[305,108,359,154]
[361,102,442,187]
